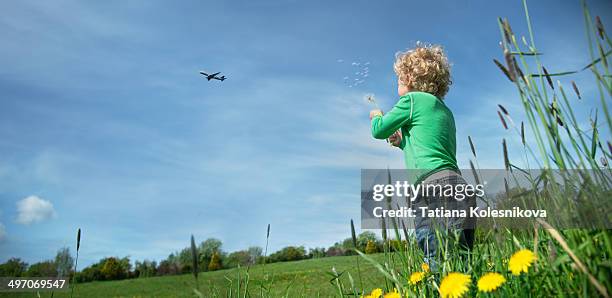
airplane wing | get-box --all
[211,72,221,77]
[199,71,209,76]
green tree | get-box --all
[0,258,28,277]
[26,260,57,277]
[54,247,73,278]
[198,238,223,271]
[208,252,222,271]
[100,257,126,280]
[365,240,378,254]
[134,260,157,278]
[247,246,262,265]
[357,231,378,251]
[268,246,306,263]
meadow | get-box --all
[2,254,389,297]
[4,0,612,297]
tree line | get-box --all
[0,231,387,283]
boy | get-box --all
[369,44,475,269]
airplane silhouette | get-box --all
[199,71,226,81]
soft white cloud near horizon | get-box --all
[16,195,57,225]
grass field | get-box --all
[2,1,610,297]
[2,254,388,298]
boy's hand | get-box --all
[388,130,402,147]
[369,109,383,119]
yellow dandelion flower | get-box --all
[508,249,536,275]
[369,288,383,298]
[477,272,506,292]
[421,263,430,272]
[383,288,400,298]
[409,271,426,285]
[439,272,471,298]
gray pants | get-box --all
[413,170,476,270]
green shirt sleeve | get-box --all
[371,94,413,139]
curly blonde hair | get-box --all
[393,43,452,99]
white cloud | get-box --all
[0,222,6,242]
[16,195,56,225]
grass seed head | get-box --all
[542,67,554,89]
[493,59,514,82]
[502,18,514,44]
[76,228,81,251]
[601,157,608,167]
[498,111,508,130]
[598,44,608,67]
[502,139,510,170]
[468,136,476,157]
[571,81,582,99]
[596,16,605,40]
[350,219,357,249]
[503,50,517,82]
[190,235,198,279]
[521,122,525,145]
[497,104,509,115]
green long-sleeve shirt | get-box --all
[371,91,458,184]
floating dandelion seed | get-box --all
[364,93,379,109]
[337,59,344,63]
[343,76,349,80]
[365,62,370,65]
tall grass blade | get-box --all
[70,228,81,298]
[537,219,609,297]
[191,234,199,287]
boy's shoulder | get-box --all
[400,91,442,106]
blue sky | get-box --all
[0,0,610,267]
